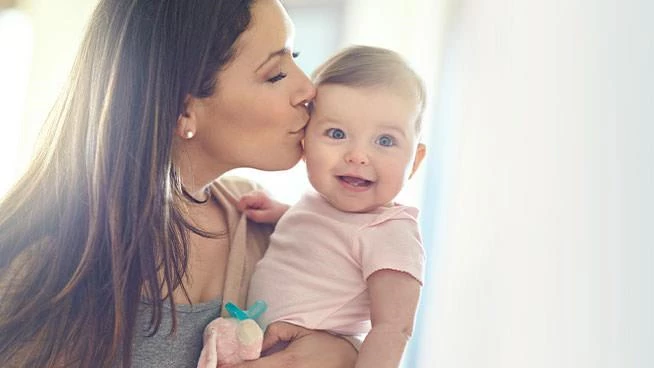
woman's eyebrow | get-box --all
[256,47,290,71]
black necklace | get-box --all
[181,186,210,204]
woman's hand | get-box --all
[229,322,357,368]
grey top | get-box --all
[129,299,222,368]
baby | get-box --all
[201,45,427,367]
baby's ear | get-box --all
[409,143,426,179]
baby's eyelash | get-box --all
[325,128,346,139]
[376,135,396,147]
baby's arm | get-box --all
[237,190,290,223]
[356,269,421,368]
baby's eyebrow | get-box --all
[378,124,408,138]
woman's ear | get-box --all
[408,143,426,179]
[176,94,197,139]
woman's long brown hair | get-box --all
[0,0,253,366]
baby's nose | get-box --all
[344,150,369,165]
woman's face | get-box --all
[188,0,315,174]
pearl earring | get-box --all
[184,130,194,139]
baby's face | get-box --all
[303,84,424,212]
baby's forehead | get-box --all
[314,82,419,105]
[312,83,422,131]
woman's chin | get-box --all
[255,156,302,172]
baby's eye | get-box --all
[326,128,346,140]
[376,135,395,147]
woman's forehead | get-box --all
[234,0,295,67]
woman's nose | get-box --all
[291,71,316,107]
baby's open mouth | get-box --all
[338,176,373,187]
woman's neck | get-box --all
[173,140,232,194]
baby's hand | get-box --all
[197,317,264,368]
[237,191,289,224]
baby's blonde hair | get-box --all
[311,45,426,134]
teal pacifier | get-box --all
[225,300,267,321]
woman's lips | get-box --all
[289,124,306,135]
[290,114,310,134]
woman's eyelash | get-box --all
[268,72,287,83]
[267,52,299,83]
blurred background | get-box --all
[1,0,652,367]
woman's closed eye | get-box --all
[267,72,287,83]
[325,128,346,140]
[267,52,300,83]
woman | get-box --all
[0,0,357,367]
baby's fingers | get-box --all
[237,191,268,212]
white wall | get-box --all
[0,7,31,194]
[20,0,98,153]
[0,0,98,194]
[420,0,653,367]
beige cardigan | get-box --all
[209,176,275,317]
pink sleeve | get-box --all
[357,217,425,285]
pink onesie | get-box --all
[247,191,424,336]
